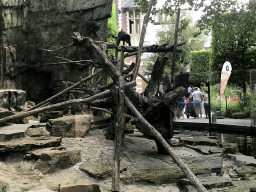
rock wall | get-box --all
[0,0,111,103]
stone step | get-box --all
[0,136,62,153]
[46,115,93,138]
[179,135,219,146]
[0,123,31,141]
[181,175,232,189]
[227,154,256,167]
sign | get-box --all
[220,61,232,99]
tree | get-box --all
[108,1,119,57]
[210,0,256,92]
[145,15,206,75]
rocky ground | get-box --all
[0,115,256,192]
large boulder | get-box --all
[0,89,26,111]
[46,115,93,137]
[39,111,63,123]
[33,148,81,174]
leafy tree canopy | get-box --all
[144,15,206,75]
[134,0,243,33]
[108,1,119,56]
[210,0,256,92]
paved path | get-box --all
[175,117,253,127]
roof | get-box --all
[122,0,138,8]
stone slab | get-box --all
[79,159,127,179]
[40,169,99,192]
[34,148,81,174]
[227,154,256,167]
[24,146,66,160]
[181,176,232,189]
[0,136,62,153]
[0,123,31,141]
[179,135,219,146]
[46,115,93,137]
[60,184,101,192]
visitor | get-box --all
[191,87,203,118]
[176,96,185,119]
[203,90,209,119]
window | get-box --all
[129,20,134,34]
[135,9,140,18]
[129,10,134,18]
[128,9,141,34]
[136,19,140,34]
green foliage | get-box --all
[108,1,119,57]
[190,50,211,83]
[3,183,10,192]
[210,1,256,92]
[144,15,206,75]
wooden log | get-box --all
[90,107,136,120]
[112,76,125,192]
[132,0,155,81]
[0,90,111,124]
[143,56,168,99]
[163,86,187,106]
[124,95,208,192]
[171,8,180,85]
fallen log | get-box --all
[0,90,111,124]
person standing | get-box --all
[203,90,210,119]
[191,87,203,118]
[176,96,185,119]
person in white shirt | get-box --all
[191,87,203,118]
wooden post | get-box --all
[171,8,180,86]
[112,76,125,192]
[68,91,72,115]
[132,0,155,81]
[120,46,124,72]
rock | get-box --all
[179,135,219,146]
[79,159,127,179]
[24,146,66,160]
[39,111,63,123]
[0,89,26,111]
[46,115,93,137]
[122,164,211,185]
[231,180,256,191]
[60,184,101,192]
[28,186,54,192]
[183,185,198,192]
[40,169,99,191]
[34,148,81,174]
[235,166,256,179]
[0,123,30,141]
[0,109,14,125]
[226,154,256,167]
[25,127,50,137]
[181,176,232,189]
[0,110,29,124]
[0,136,62,153]
[220,142,239,154]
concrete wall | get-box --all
[0,0,112,103]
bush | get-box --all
[190,50,211,83]
[231,112,248,119]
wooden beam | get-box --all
[132,0,155,81]
[171,8,180,86]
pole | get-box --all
[132,0,155,81]
[171,8,180,86]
